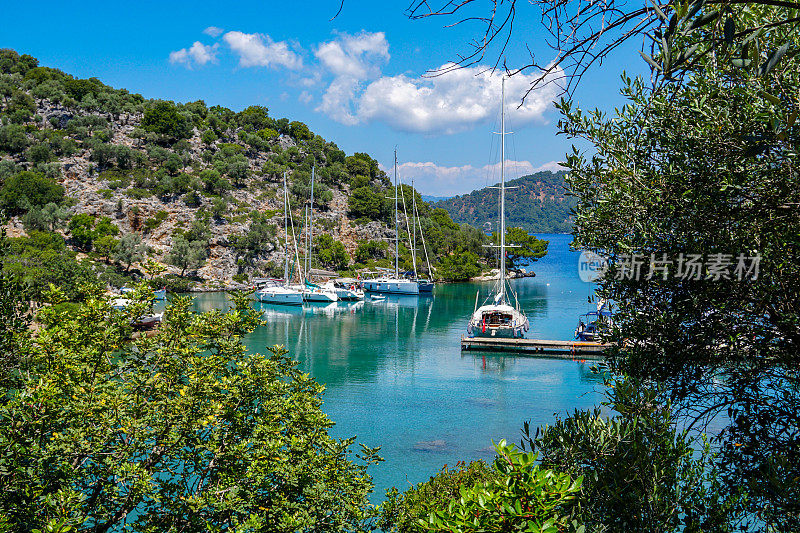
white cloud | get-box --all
[315,31,389,78]
[298,90,313,104]
[223,31,302,69]
[169,41,219,68]
[389,160,566,196]
[357,65,561,134]
[314,31,390,125]
[203,26,224,37]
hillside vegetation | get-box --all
[0,49,494,293]
[433,171,576,234]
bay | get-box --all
[188,233,605,499]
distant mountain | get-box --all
[432,171,576,234]
[421,194,453,203]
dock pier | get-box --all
[460,336,610,360]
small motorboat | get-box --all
[575,300,613,341]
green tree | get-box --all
[166,236,207,276]
[21,202,70,232]
[141,100,192,140]
[0,288,381,532]
[288,120,313,141]
[532,377,742,531]
[112,232,146,271]
[354,240,387,263]
[231,214,276,270]
[67,213,96,251]
[313,233,349,271]
[492,228,548,271]
[92,234,118,263]
[560,5,800,528]
[348,186,386,221]
[436,248,481,281]
[0,171,64,215]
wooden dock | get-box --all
[461,336,610,360]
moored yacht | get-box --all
[255,173,305,306]
[362,150,421,296]
[466,77,529,339]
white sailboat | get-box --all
[301,166,339,303]
[255,173,305,306]
[467,77,530,339]
[362,150,420,295]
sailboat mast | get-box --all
[283,172,289,287]
[411,179,417,277]
[308,165,315,279]
[394,149,399,279]
[499,77,507,304]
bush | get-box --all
[348,186,387,221]
[313,233,349,271]
[143,210,168,233]
[378,460,498,532]
[0,124,29,154]
[141,100,192,140]
[354,240,387,263]
[0,171,65,215]
[436,248,482,282]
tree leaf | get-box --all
[640,51,663,72]
[724,17,735,44]
[759,42,789,76]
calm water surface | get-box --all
[188,234,605,499]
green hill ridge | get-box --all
[433,170,576,234]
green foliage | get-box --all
[420,441,582,533]
[532,376,742,531]
[2,231,96,301]
[230,213,277,269]
[0,289,381,531]
[21,202,70,232]
[434,171,577,234]
[561,6,800,528]
[0,124,29,154]
[354,240,387,263]
[141,100,192,140]
[436,248,481,281]
[348,186,387,221]
[378,460,498,533]
[288,120,313,141]
[143,209,168,232]
[111,232,145,271]
[313,233,349,271]
[0,171,64,214]
[67,213,95,250]
[166,235,207,276]
[492,228,548,270]
[92,234,118,262]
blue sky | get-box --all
[1,0,648,196]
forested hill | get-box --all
[432,171,576,234]
[0,49,489,292]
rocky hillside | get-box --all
[0,49,487,291]
[432,171,577,234]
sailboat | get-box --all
[467,77,530,339]
[255,172,305,306]
[301,166,339,303]
[362,150,420,295]
[408,178,434,293]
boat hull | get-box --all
[362,279,419,295]
[416,281,434,293]
[255,289,304,306]
[303,291,338,302]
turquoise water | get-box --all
[188,234,604,499]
